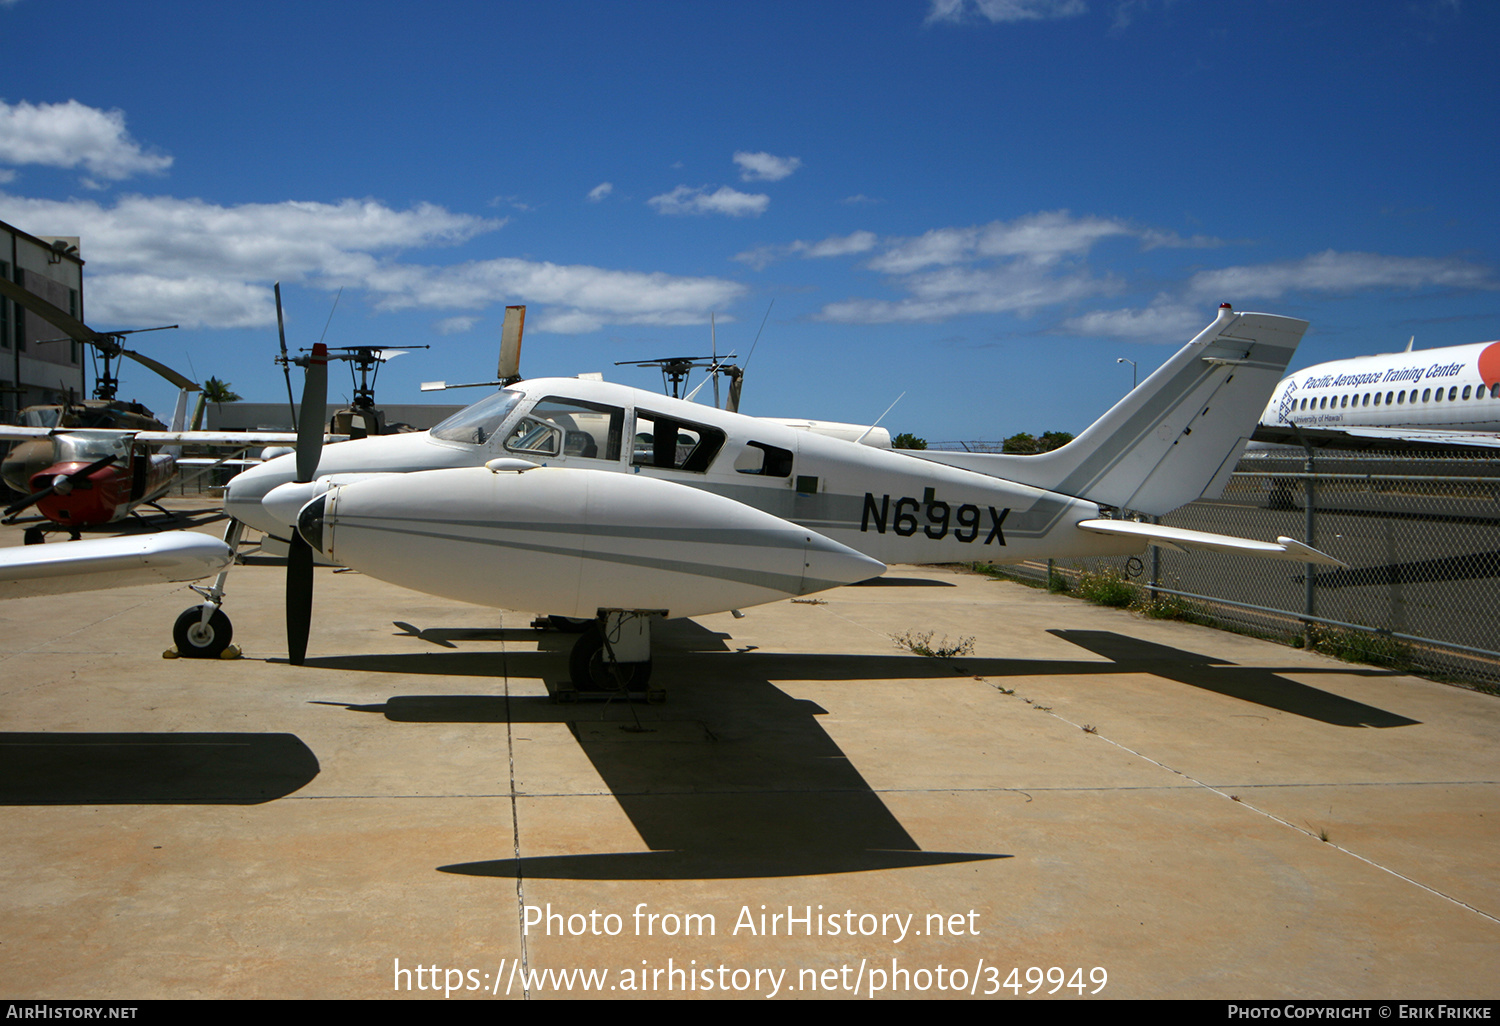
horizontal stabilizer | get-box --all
[1076,519,1347,567]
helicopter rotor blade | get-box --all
[116,347,198,391]
[497,305,526,382]
[0,276,103,343]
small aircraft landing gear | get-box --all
[564,611,662,698]
[171,519,243,659]
[173,606,233,658]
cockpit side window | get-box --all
[632,411,726,472]
[733,441,794,477]
[431,389,525,445]
[505,396,624,461]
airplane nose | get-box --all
[261,479,330,533]
[799,533,885,592]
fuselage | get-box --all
[4,431,177,526]
[224,377,1131,567]
[1259,340,1500,433]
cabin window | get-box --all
[1397,391,1406,404]
[1340,395,1348,408]
[1422,388,1431,402]
[734,441,794,477]
[1362,393,1370,407]
[505,396,624,461]
[1299,398,1307,411]
[1491,384,1499,399]
[632,410,726,472]
[1448,387,1457,401]
[1463,385,1472,400]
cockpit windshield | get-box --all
[430,389,526,445]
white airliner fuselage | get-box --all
[1257,339,1500,444]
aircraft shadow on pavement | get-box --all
[0,732,319,805]
[1047,630,1419,728]
[320,619,1007,880]
[298,616,1416,878]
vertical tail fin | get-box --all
[913,307,1308,514]
[161,388,193,457]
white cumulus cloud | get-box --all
[586,182,613,202]
[0,99,172,181]
[925,0,1088,25]
[1186,250,1496,301]
[648,185,770,218]
[733,151,802,182]
[0,190,742,332]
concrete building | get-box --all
[1,219,87,420]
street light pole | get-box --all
[1116,357,1137,390]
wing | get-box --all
[0,532,233,600]
[133,430,344,447]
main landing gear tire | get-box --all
[568,621,652,692]
[173,607,234,659]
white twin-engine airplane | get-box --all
[1254,336,1500,450]
[210,304,1342,688]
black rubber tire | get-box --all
[173,607,233,659]
[568,621,652,691]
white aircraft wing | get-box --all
[135,430,344,447]
[0,426,59,443]
[1076,519,1348,567]
[0,531,233,600]
[0,426,344,447]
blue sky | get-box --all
[1,0,1495,441]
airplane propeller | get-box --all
[1,455,119,522]
[274,283,299,432]
[285,343,328,665]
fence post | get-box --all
[1303,444,1317,647]
[1149,515,1160,603]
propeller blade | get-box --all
[2,455,118,519]
[295,343,328,483]
[286,343,328,664]
[285,532,315,665]
[275,282,298,432]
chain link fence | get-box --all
[985,446,1500,691]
